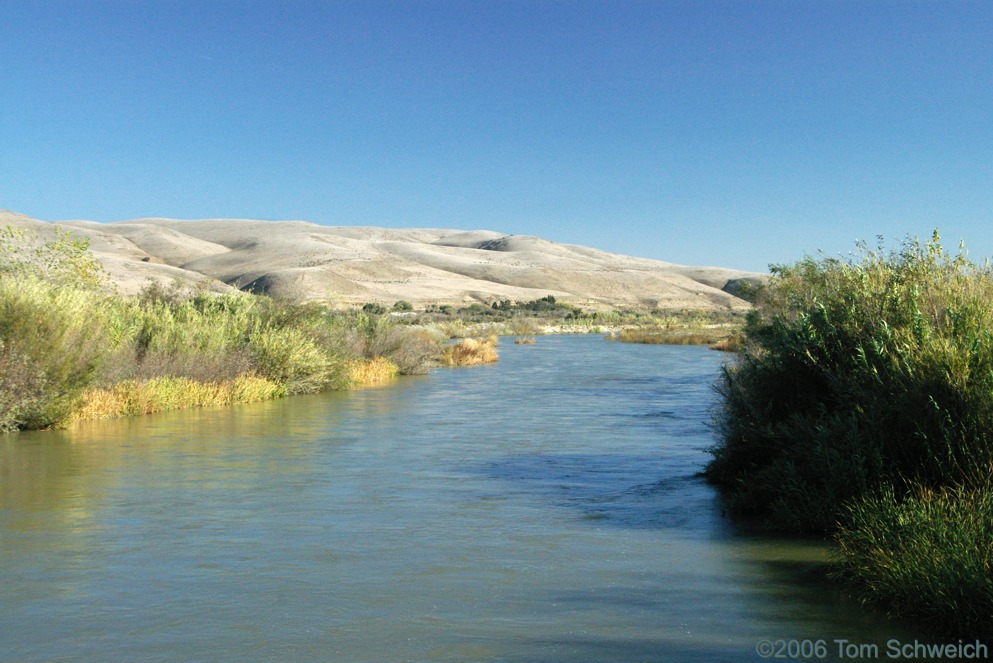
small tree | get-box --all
[362,302,386,315]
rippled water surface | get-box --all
[1,335,924,661]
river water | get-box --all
[1,335,930,661]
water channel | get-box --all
[1,335,931,661]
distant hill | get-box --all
[0,210,763,310]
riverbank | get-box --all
[1,267,738,431]
[0,229,581,430]
[2,226,754,432]
[0,274,447,431]
[0,278,738,432]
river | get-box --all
[1,335,930,661]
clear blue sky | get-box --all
[2,0,990,272]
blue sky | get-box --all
[1,0,990,272]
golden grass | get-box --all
[440,336,499,366]
[74,374,286,421]
[348,356,400,387]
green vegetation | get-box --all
[420,295,593,324]
[0,227,442,431]
[833,486,993,635]
[706,232,993,635]
[491,294,565,313]
[0,275,108,430]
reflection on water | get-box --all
[1,336,930,661]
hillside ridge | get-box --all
[0,210,762,310]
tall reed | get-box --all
[832,484,993,636]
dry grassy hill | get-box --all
[1,210,762,310]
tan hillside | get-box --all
[1,210,763,310]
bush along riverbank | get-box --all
[0,228,441,431]
[705,232,993,637]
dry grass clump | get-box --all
[440,336,499,366]
[510,319,537,344]
[708,332,745,352]
[75,374,285,420]
[348,356,400,386]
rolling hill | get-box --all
[0,210,762,311]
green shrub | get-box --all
[131,295,258,357]
[0,276,109,429]
[248,325,347,394]
[93,290,260,386]
[707,233,993,532]
[0,339,46,432]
